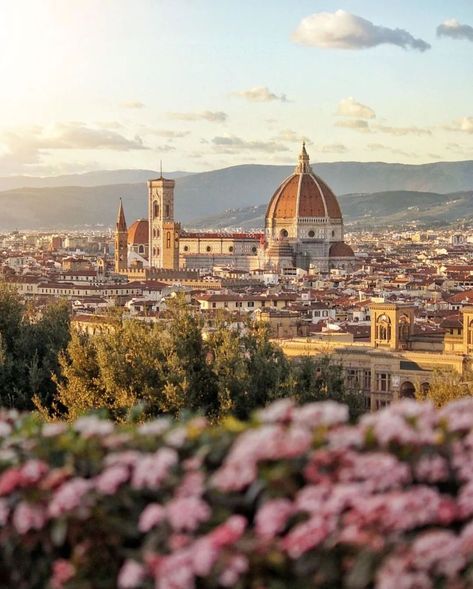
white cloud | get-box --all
[211,135,289,153]
[292,10,430,51]
[0,123,147,172]
[337,97,376,119]
[167,111,227,122]
[232,86,289,103]
[273,129,313,144]
[120,100,145,109]
[151,129,190,139]
[437,19,473,42]
[335,119,371,132]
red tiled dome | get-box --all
[266,145,342,222]
[329,242,355,257]
[128,219,149,245]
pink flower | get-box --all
[73,415,114,438]
[95,464,129,495]
[131,448,177,490]
[255,498,294,539]
[219,554,248,587]
[138,503,165,533]
[48,478,92,518]
[166,496,211,532]
[50,559,75,589]
[20,459,49,485]
[0,467,23,495]
[292,401,349,429]
[282,514,334,558]
[117,560,146,589]
[210,515,247,548]
[12,501,47,534]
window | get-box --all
[139,245,144,254]
[308,230,315,238]
[280,229,288,238]
[166,232,171,248]
[376,372,391,392]
[247,301,255,308]
[165,204,170,218]
[153,202,159,218]
[251,246,257,254]
[183,245,189,252]
[206,246,212,252]
[229,246,234,252]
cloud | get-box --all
[447,117,473,134]
[0,123,148,172]
[47,123,148,150]
[292,10,430,51]
[211,135,289,153]
[316,143,348,154]
[335,119,371,132]
[437,19,473,42]
[337,97,376,119]
[372,124,431,136]
[273,129,313,144]
[120,100,145,109]
[152,129,190,139]
[167,111,227,122]
[232,86,289,103]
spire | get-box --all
[116,198,127,231]
[295,141,311,174]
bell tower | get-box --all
[148,172,180,270]
[114,198,128,273]
[370,302,415,351]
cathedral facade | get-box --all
[114,144,355,275]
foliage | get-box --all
[0,283,71,410]
[290,354,365,421]
[51,299,359,422]
[2,398,473,588]
[416,368,473,408]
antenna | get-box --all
[160,160,163,178]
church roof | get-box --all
[128,219,149,245]
[266,145,342,221]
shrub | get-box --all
[1,399,473,588]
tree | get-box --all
[290,354,365,421]
[416,368,473,408]
[0,284,71,410]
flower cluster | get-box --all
[2,398,473,588]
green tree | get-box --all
[0,284,71,410]
[290,354,365,421]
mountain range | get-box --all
[0,160,472,231]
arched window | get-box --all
[165,204,170,218]
[153,201,159,218]
[399,315,411,341]
[376,314,391,342]
[139,245,144,254]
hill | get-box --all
[189,190,473,231]
[0,160,472,230]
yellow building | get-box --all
[279,301,469,411]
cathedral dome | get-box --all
[266,144,342,222]
[329,242,354,257]
[128,219,149,245]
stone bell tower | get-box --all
[114,198,128,273]
[148,173,180,270]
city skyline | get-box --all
[0,0,471,175]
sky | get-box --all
[0,0,471,176]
